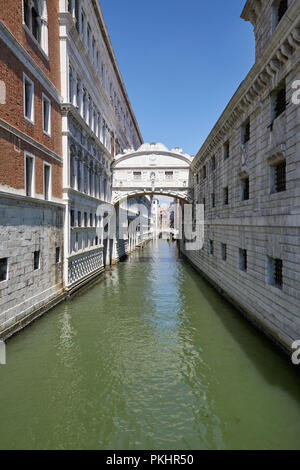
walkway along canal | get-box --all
[0,239,300,450]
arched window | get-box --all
[23,0,48,55]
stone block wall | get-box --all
[0,195,64,335]
[182,1,300,354]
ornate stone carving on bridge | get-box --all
[111,143,194,204]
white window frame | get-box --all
[23,73,34,124]
[24,151,35,197]
[42,92,51,136]
[43,162,52,201]
[22,0,49,58]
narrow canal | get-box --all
[0,239,300,450]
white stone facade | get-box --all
[181,0,300,354]
[112,143,194,205]
[59,0,146,290]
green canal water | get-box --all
[0,239,299,450]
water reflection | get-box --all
[0,240,299,450]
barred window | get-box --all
[209,240,214,255]
[211,156,216,172]
[242,119,250,144]
[221,243,227,261]
[0,258,8,282]
[267,257,283,289]
[223,141,230,160]
[239,249,247,272]
[133,171,142,180]
[56,247,61,264]
[241,177,250,201]
[275,85,286,119]
[271,161,286,193]
[223,187,229,205]
[34,251,40,270]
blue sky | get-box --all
[100,0,254,157]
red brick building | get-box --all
[0,0,65,338]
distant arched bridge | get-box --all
[112,143,194,205]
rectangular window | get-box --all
[241,177,250,201]
[267,256,283,289]
[221,243,227,261]
[211,156,216,172]
[90,213,93,227]
[202,165,207,180]
[84,212,88,227]
[70,210,75,227]
[209,240,214,256]
[211,193,215,208]
[271,82,286,121]
[0,258,8,282]
[78,211,82,227]
[133,171,142,180]
[42,94,51,135]
[165,171,173,181]
[56,247,61,264]
[223,141,230,160]
[202,197,206,211]
[277,0,288,24]
[44,164,51,200]
[23,74,34,123]
[271,161,286,193]
[34,250,40,270]
[25,154,34,197]
[242,119,250,145]
[223,187,229,205]
[239,248,247,272]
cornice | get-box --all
[0,21,62,104]
[0,119,63,163]
[61,15,140,152]
[113,151,192,168]
[62,103,113,163]
[192,1,300,171]
[90,0,143,145]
